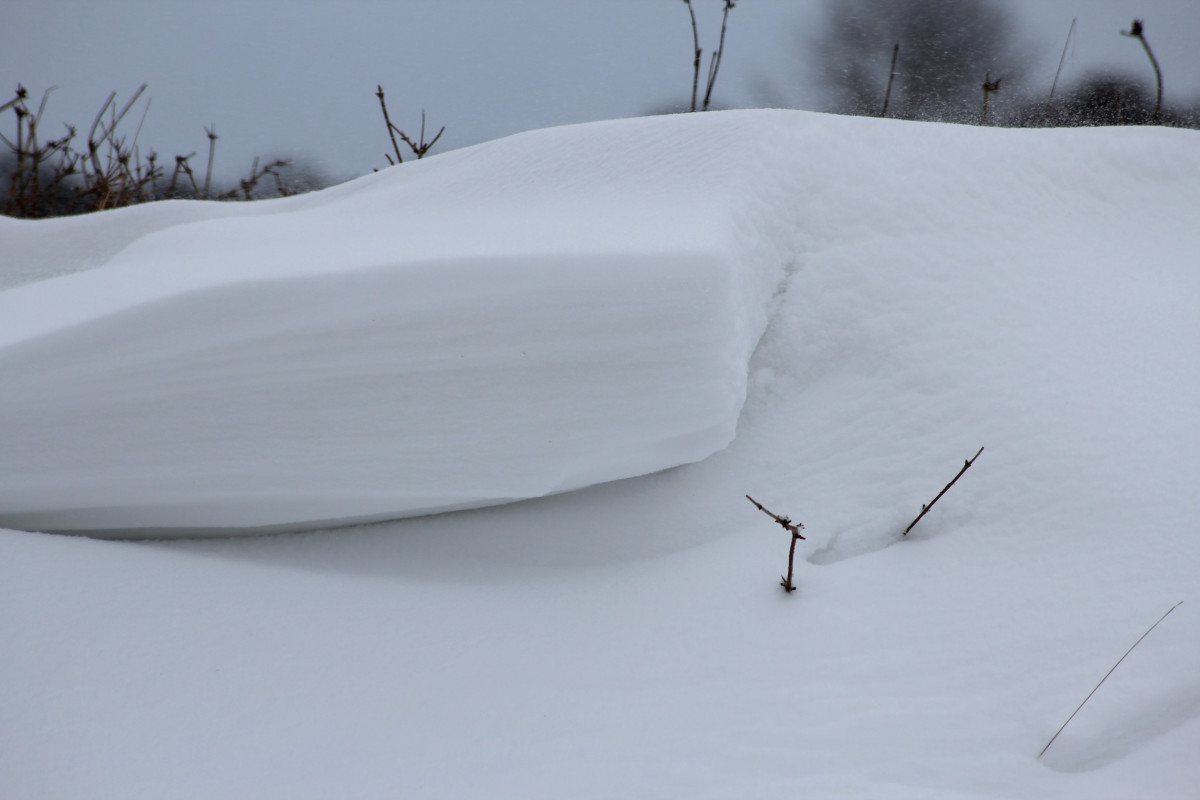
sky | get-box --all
[5,0,1200,185]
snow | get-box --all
[2,109,1199,798]
[0,113,790,532]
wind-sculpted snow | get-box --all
[4,111,1200,799]
[0,112,797,534]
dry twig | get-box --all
[903,446,984,535]
[981,74,1001,125]
[682,0,736,112]
[881,43,900,118]
[745,494,805,592]
[376,85,444,166]
[1121,19,1163,124]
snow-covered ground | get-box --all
[2,109,1198,798]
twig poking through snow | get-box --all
[903,446,984,536]
[745,494,805,593]
[1039,601,1184,759]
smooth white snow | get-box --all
[2,109,1199,799]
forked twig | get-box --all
[746,494,805,593]
[376,85,443,165]
[903,446,984,535]
[376,84,404,165]
[1039,601,1184,758]
[682,0,736,112]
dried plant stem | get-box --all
[375,85,444,166]
[745,495,805,593]
[1121,20,1163,123]
[203,124,217,199]
[684,0,702,112]
[980,74,1001,125]
[376,85,404,165]
[1049,18,1076,101]
[881,43,899,118]
[1039,601,1184,759]
[4,83,308,216]
[683,0,736,112]
[903,447,984,535]
[702,0,736,111]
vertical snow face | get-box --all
[0,112,800,535]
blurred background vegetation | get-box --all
[4,0,1196,218]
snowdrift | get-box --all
[3,110,1199,799]
[1,113,791,533]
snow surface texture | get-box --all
[1,114,788,532]
[3,110,1199,799]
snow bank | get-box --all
[3,110,1199,799]
[0,113,794,534]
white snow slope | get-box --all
[2,110,1199,799]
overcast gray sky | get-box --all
[6,1,1199,184]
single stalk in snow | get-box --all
[980,75,1001,126]
[702,0,736,111]
[1039,601,1184,759]
[376,84,404,165]
[745,495,805,593]
[903,446,984,535]
[203,124,217,200]
[684,0,702,112]
[881,43,899,118]
[1049,18,1076,101]
[1121,19,1163,124]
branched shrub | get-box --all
[1,84,311,218]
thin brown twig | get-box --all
[376,85,404,165]
[903,447,984,535]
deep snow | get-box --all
[2,109,1199,799]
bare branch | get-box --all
[903,447,984,535]
[376,84,404,165]
[746,494,805,593]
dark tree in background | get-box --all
[811,0,1025,123]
